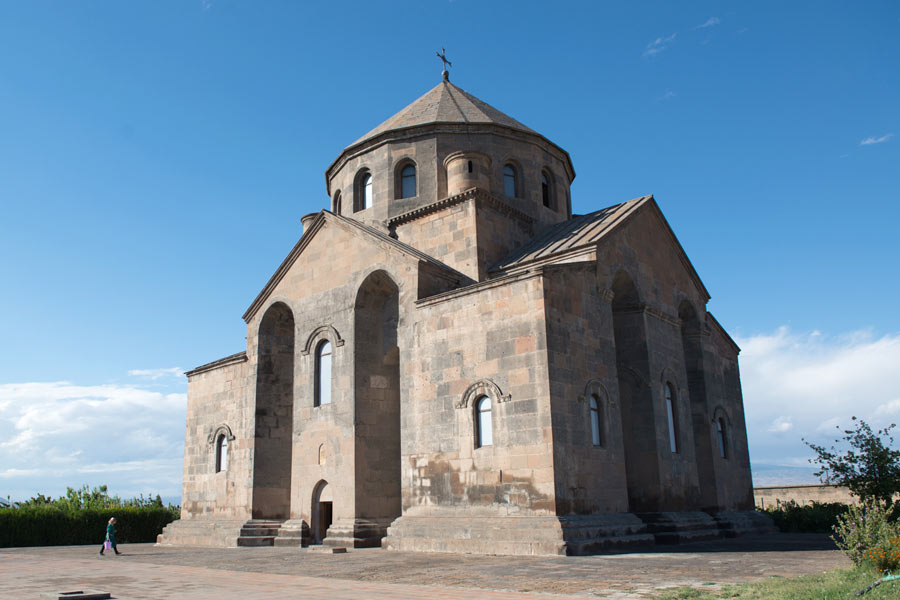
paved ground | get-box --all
[0,534,848,599]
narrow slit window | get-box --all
[475,396,492,447]
[716,418,727,458]
[215,434,228,472]
[467,160,473,173]
[315,340,333,406]
[363,174,373,209]
[665,383,678,453]
[541,172,550,207]
[590,395,602,447]
[400,165,416,199]
[503,164,517,197]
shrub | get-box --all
[759,500,849,533]
[804,417,900,506]
[863,537,900,574]
[832,499,900,567]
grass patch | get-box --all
[655,568,900,599]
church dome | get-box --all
[349,80,538,148]
[325,79,575,231]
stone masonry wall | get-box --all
[182,358,253,519]
[240,217,426,529]
[394,198,479,281]
[541,263,630,514]
[595,204,752,512]
[402,272,556,516]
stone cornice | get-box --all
[707,311,741,355]
[415,268,543,308]
[387,187,534,228]
[186,352,247,378]
[612,303,682,327]
[242,210,465,323]
[492,246,597,279]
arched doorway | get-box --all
[311,480,333,544]
[252,302,295,519]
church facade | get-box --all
[158,75,772,555]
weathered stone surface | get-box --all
[159,79,762,556]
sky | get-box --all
[0,1,898,503]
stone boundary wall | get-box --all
[754,484,856,508]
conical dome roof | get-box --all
[349,80,537,147]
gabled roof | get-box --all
[351,80,536,147]
[490,196,651,272]
[490,195,711,302]
[241,210,465,323]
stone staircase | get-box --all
[236,520,285,547]
[636,511,724,545]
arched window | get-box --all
[541,170,555,209]
[665,383,678,453]
[354,170,373,212]
[475,395,492,447]
[541,173,550,207]
[315,340,333,406]
[215,434,228,472]
[590,394,602,447]
[503,164,517,197]
[716,418,727,458]
[400,164,416,199]
[333,190,341,214]
[363,174,373,209]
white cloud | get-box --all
[737,327,900,479]
[643,33,677,57]
[860,133,894,146]
[767,416,793,433]
[0,378,186,502]
[696,17,721,29]
[128,367,184,380]
[658,90,677,101]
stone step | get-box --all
[306,545,347,554]
[273,537,304,547]
[274,529,304,538]
[236,536,275,547]
[240,527,281,537]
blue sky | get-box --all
[1,1,898,502]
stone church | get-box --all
[158,71,772,555]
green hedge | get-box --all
[0,506,178,547]
[758,501,850,533]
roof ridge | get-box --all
[488,196,652,273]
[242,210,468,323]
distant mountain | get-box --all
[751,464,821,487]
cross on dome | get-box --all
[436,47,452,81]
